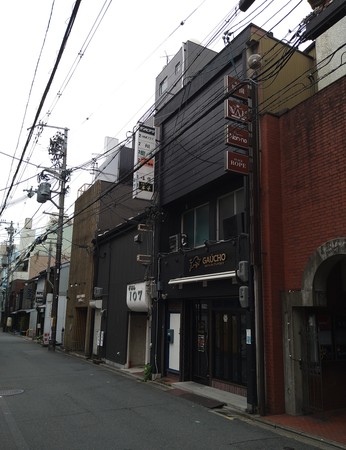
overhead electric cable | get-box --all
[1,0,56,208]
[0,0,82,217]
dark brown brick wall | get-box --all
[260,75,346,414]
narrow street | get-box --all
[0,333,335,450]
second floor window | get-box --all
[182,203,209,248]
[217,189,245,240]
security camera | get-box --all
[248,54,262,70]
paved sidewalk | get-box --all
[15,335,346,449]
[122,368,346,449]
[261,409,346,449]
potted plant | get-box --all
[143,363,152,382]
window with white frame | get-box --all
[182,203,209,248]
[159,77,168,96]
[217,189,245,240]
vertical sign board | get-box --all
[225,75,249,100]
[224,75,250,174]
[133,125,155,200]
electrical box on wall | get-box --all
[239,286,249,308]
[167,329,174,344]
[237,261,248,283]
[136,254,151,265]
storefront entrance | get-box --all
[192,302,209,383]
[213,310,247,386]
[302,258,346,412]
[191,300,247,388]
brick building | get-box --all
[261,74,346,413]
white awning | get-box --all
[168,270,236,285]
[11,309,36,314]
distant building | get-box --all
[155,40,217,110]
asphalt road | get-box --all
[0,332,331,450]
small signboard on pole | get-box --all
[225,125,250,149]
[225,151,249,175]
[225,76,249,99]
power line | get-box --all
[2,1,56,210]
[1,0,312,232]
[0,0,82,218]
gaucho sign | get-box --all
[188,252,227,273]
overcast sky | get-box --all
[0,0,313,242]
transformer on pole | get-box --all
[26,125,70,350]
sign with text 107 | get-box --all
[126,281,150,312]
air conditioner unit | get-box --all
[169,234,188,252]
[223,213,245,240]
[169,234,180,252]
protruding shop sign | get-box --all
[225,151,249,175]
[224,100,249,122]
[224,75,250,175]
[225,75,249,99]
[133,124,155,200]
[225,125,250,149]
[126,282,150,312]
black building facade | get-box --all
[153,26,253,403]
[152,21,315,411]
[94,214,154,369]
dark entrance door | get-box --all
[192,301,209,384]
[302,259,346,412]
[213,310,247,385]
[301,312,323,412]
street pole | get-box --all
[3,221,15,331]
[247,66,265,415]
[49,127,68,351]
[24,124,69,348]
[48,128,68,350]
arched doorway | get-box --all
[302,253,346,411]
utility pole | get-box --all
[26,125,69,350]
[1,221,16,330]
[5,220,15,328]
[50,127,68,350]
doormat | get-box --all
[168,388,225,409]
